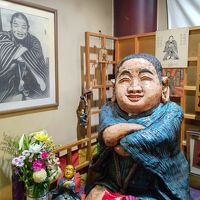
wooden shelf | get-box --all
[188,56,197,62]
[91,108,101,115]
[85,32,117,162]
[184,113,196,120]
[92,84,103,89]
[184,85,196,91]
[87,31,117,40]
[90,60,98,64]
[99,61,117,64]
[182,140,186,146]
[90,60,117,64]
[75,161,90,171]
[92,83,113,89]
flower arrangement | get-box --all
[11,130,61,198]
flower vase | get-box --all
[26,186,48,200]
[12,172,26,200]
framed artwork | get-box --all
[156,28,189,68]
[162,68,184,97]
[187,130,200,176]
[0,0,58,114]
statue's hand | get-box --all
[63,181,69,188]
[103,123,144,147]
[114,145,129,156]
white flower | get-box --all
[18,134,25,150]
[22,150,30,157]
[33,169,47,183]
[49,166,62,181]
[29,144,42,153]
[55,157,60,165]
[18,155,26,161]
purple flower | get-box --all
[32,160,45,172]
[18,155,26,161]
[12,157,24,167]
[41,152,48,159]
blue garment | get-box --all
[52,177,80,200]
[85,101,191,200]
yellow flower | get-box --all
[34,130,49,142]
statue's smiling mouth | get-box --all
[127,94,143,102]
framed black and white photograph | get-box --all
[0,0,58,114]
[187,130,200,176]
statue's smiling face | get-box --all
[115,58,162,115]
[64,165,75,180]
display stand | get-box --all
[84,31,117,160]
[195,43,200,112]
[53,32,117,172]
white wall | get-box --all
[0,0,113,197]
[167,0,200,29]
[157,0,168,30]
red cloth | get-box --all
[59,150,79,170]
[102,190,138,200]
[102,190,126,200]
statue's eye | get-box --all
[140,75,152,81]
[118,76,131,83]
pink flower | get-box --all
[32,160,45,172]
[41,152,48,159]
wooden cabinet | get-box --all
[195,44,200,112]
[84,32,117,159]
[181,28,200,150]
[115,32,155,62]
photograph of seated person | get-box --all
[85,53,190,199]
[0,12,49,103]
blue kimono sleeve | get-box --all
[120,103,190,198]
[120,103,183,171]
[99,102,126,134]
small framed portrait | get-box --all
[186,130,200,188]
[98,48,108,62]
[0,0,58,115]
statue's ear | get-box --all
[111,79,116,102]
[162,76,170,103]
